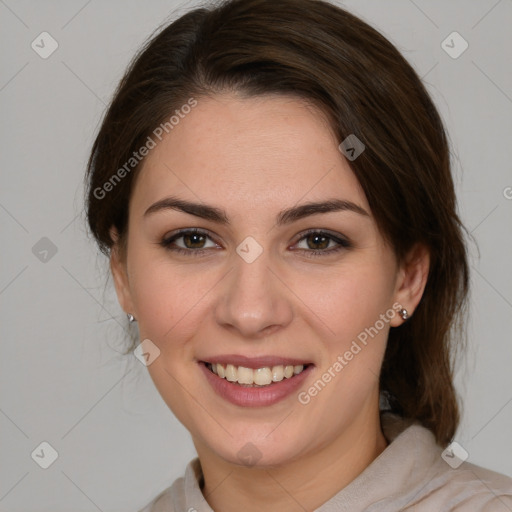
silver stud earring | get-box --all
[127,313,136,323]
[399,308,409,321]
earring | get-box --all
[127,313,136,323]
[399,308,409,321]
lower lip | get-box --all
[199,362,314,407]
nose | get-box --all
[214,248,294,339]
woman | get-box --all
[85,0,512,510]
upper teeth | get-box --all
[208,363,305,386]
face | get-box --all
[111,93,425,467]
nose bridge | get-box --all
[214,241,293,337]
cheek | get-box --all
[291,260,396,414]
[293,262,396,346]
[292,267,394,429]
[127,248,221,343]
[127,253,219,428]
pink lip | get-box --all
[199,361,314,407]
[199,354,312,369]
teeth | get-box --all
[208,363,305,386]
[272,365,284,381]
[225,364,237,382]
[237,366,254,385]
[254,367,272,386]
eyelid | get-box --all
[159,228,221,253]
[290,228,351,249]
[163,226,215,238]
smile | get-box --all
[205,362,310,387]
[199,359,314,407]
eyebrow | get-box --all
[144,196,369,225]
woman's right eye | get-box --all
[160,229,220,256]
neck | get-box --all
[194,407,388,512]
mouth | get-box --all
[203,361,312,387]
[198,357,314,407]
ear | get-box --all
[390,243,430,327]
[109,226,135,317]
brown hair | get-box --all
[85,0,469,446]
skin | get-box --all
[111,93,429,511]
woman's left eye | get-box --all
[292,230,351,257]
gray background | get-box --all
[1,0,511,510]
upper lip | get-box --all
[200,354,313,369]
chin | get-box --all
[204,428,308,468]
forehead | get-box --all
[131,93,369,215]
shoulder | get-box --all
[375,413,512,511]
[418,457,512,511]
[137,483,178,512]
[402,432,512,509]
[137,458,206,512]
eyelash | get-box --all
[159,228,351,258]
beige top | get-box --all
[138,413,512,511]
